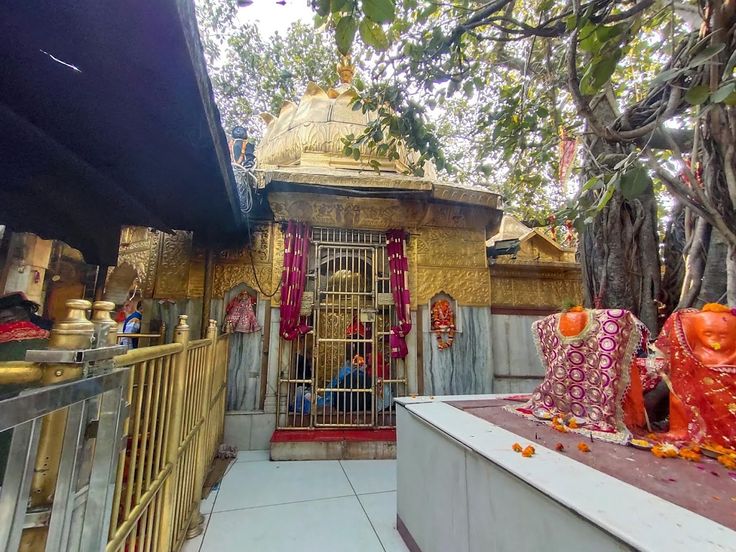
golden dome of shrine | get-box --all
[255,57,435,177]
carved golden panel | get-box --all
[415,267,490,307]
[267,192,496,232]
[490,272,582,309]
[416,227,487,269]
[218,223,272,264]
[212,263,274,298]
[270,226,285,306]
[116,227,160,297]
[188,259,205,298]
[154,231,193,299]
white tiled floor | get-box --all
[182,452,409,552]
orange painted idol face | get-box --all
[685,310,736,365]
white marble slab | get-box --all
[422,306,492,396]
[399,399,736,552]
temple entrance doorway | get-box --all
[277,228,406,429]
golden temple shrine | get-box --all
[1,58,582,459]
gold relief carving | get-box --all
[416,228,486,269]
[268,192,491,231]
[154,231,193,299]
[491,271,582,308]
[512,278,542,307]
[218,224,272,263]
[116,227,160,297]
[415,267,490,306]
[212,263,273,298]
[491,277,514,305]
[188,259,205,298]
[270,227,285,306]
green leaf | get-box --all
[331,0,349,12]
[565,15,578,31]
[595,23,625,43]
[689,44,726,68]
[723,49,736,78]
[725,91,736,106]
[578,23,600,53]
[315,0,330,17]
[620,166,652,200]
[336,16,357,55]
[685,85,710,105]
[352,147,361,160]
[591,55,620,90]
[651,67,684,86]
[359,18,389,50]
[712,82,735,103]
[580,176,601,193]
[362,0,395,24]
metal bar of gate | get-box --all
[0,368,128,552]
[0,419,41,551]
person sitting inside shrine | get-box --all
[653,303,736,449]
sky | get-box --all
[236,0,313,38]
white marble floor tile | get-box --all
[201,488,218,515]
[201,496,384,552]
[359,491,410,552]
[180,514,210,552]
[341,459,397,495]
[213,460,353,512]
[236,449,270,463]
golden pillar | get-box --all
[21,299,94,550]
[158,315,190,552]
[186,319,217,539]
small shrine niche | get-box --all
[223,283,260,334]
[429,292,460,351]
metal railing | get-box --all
[107,316,228,552]
[0,304,229,552]
[0,365,129,551]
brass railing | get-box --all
[0,304,229,552]
[107,316,229,552]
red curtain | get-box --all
[387,229,412,358]
[279,221,312,340]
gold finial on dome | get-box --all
[337,55,354,85]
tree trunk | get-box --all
[579,94,661,334]
[696,228,729,306]
[660,203,686,320]
[580,187,661,333]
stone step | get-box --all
[270,429,396,460]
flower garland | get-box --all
[431,299,456,350]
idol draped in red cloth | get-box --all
[654,306,736,448]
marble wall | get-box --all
[490,313,545,394]
[217,284,267,412]
[421,306,493,396]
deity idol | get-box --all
[654,304,736,448]
[514,307,649,443]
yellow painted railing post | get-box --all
[159,315,189,552]
[185,319,218,539]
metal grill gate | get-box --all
[277,228,406,429]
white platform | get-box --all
[396,395,736,552]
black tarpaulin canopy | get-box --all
[0,0,244,266]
